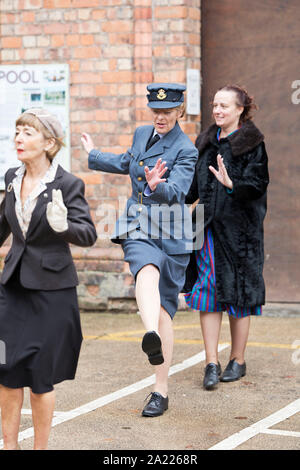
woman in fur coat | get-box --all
[184,85,269,390]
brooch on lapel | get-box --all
[7,183,13,192]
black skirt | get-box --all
[0,268,82,394]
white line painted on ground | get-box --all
[20,409,72,417]
[261,429,300,438]
[0,345,229,448]
[209,398,300,450]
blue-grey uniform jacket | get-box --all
[88,122,198,254]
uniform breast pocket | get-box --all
[146,158,173,179]
[129,147,141,161]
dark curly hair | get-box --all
[217,85,258,123]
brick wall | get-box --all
[0,0,201,312]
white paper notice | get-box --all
[0,64,70,189]
[186,69,201,116]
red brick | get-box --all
[72,72,101,84]
[22,11,35,22]
[134,7,152,20]
[108,33,134,45]
[72,0,99,6]
[92,9,106,20]
[170,45,187,57]
[76,173,103,185]
[51,35,65,47]
[102,21,133,33]
[66,34,80,46]
[95,85,111,96]
[86,285,100,296]
[154,6,188,19]
[2,37,22,48]
[44,0,71,7]
[0,13,17,24]
[80,34,94,46]
[44,23,70,34]
[73,46,101,59]
[18,0,42,8]
[95,109,118,122]
[15,24,43,35]
[102,71,134,83]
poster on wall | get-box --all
[0,64,70,190]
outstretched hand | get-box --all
[144,158,168,192]
[209,154,233,190]
[81,133,95,154]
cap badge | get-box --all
[157,89,167,100]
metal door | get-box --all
[201,0,300,301]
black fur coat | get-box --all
[183,120,269,307]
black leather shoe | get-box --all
[220,359,246,382]
[203,362,222,390]
[142,331,164,365]
[142,392,168,417]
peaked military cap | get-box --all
[146,83,186,109]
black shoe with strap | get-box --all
[203,362,222,390]
[142,392,169,417]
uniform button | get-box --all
[138,207,143,212]
[137,176,142,181]
[139,161,144,166]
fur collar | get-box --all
[196,120,264,156]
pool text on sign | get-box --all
[0,69,40,85]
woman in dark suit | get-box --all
[184,85,269,390]
[0,108,97,450]
[81,83,198,417]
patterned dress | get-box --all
[184,226,262,318]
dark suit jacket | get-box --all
[0,164,97,290]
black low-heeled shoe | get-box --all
[220,359,246,382]
[142,392,169,417]
[142,331,164,365]
[203,362,222,390]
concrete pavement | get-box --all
[1,304,299,451]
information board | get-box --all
[0,64,70,189]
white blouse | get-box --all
[12,159,58,238]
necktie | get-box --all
[146,133,160,151]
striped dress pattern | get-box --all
[184,226,262,318]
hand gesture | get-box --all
[209,154,233,190]
[46,189,68,233]
[144,158,168,192]
[81,133,95,154]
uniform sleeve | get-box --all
[88,130,137,175]
[230,142,269,201]
[88,148,131,175]
[148,146,198,205]
[49,177,97,247]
